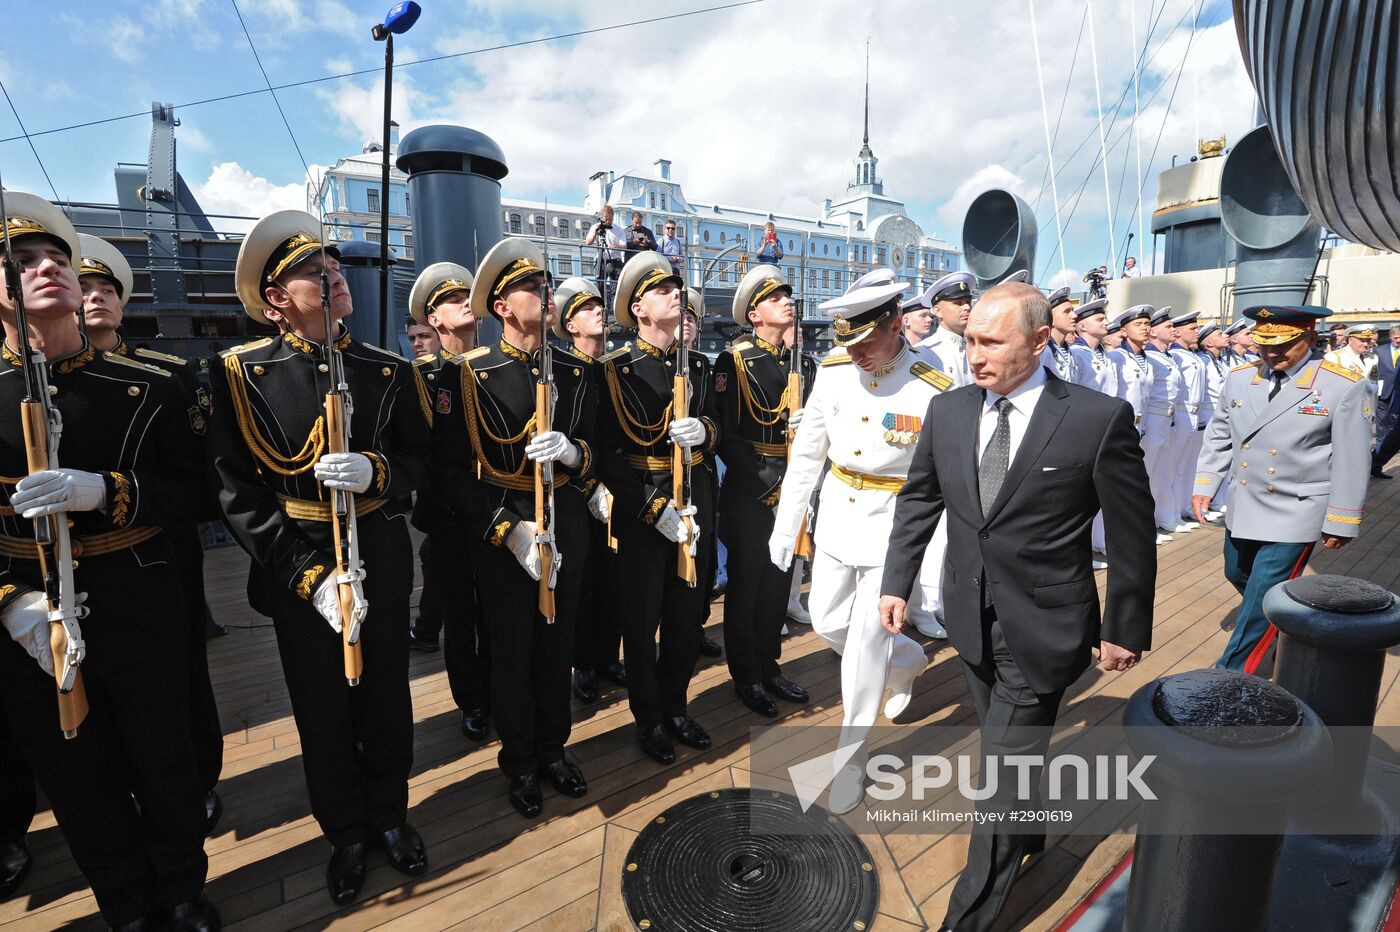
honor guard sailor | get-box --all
[433,240,595,819]
[1068,298,1116,394]
[552,276,626,706]
[77,232,226,838]
[768,271,954,813]
[406,262,494,743]
[1225,318,1259,365]
[1169,311,1207,529]
[208,210,431,905]
[1142,306,1189,538]
[684,292,725,660]
[1193,304,1375,673]
[0,192,218,929]
[1041,286,1079,382]
[596,252,721,765]
[1194,321,1231,518]
[916,270,975,386]
[715,265,815,718]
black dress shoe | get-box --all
[203,789,223,837]
[572,669,599,704]
[1373,469,1393,480]
[664,715,712,750]
[698,635,723,658]
[0,839,32,900]
[763,676,809,704]
[379,824,428,876]
[111,916,156,932]
[601,661,627,686]
[408,628,440,652]
[709,582,727,601]
[540,759,588,798]
[461,708,489,742]
[508,775,543,818]
[735,683,779,718]
[637,725,676,764]
[168,894,222,932]
[326,842,367,906]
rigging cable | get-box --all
[1028,0,1067,278]
[0,78,62,203]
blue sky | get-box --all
[2,0,1247,283]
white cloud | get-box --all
[323,57,353,74]
[179,126,215,153]
[188,161,325,234]
[1046,267,1082,290]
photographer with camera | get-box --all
[584,204,628,282]
[1083,264,1109,299]
[624,211,658,260]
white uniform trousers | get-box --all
[808,547,927,758]
[1174,414,1209,518]
[1140,412,1177,529]
[907,519,948,628]
[1160,415,1196,524]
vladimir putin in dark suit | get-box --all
[878,282,1156,932]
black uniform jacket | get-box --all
[714,335,816,505]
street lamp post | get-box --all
[698,238,747,310]
[371,1,421,344]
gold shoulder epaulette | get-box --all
[103,352,171,377]
[361,342,409,363]
[412,353,437,368]
[219,337,273,358]
[133,347,189,366]
[1231,361,1260,372]
[910,360,954,391]
[821,349,852,367]
[731,336,754,351]
[1320,359,1362,382]
[601,343,632,364]
[462,345,491,363]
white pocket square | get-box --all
[1041,466,1059,472]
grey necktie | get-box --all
[979,397,1013,515]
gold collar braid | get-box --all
[603,359,673,447]
[458,358,536,484]
[731,344,787,427]
[222,354,325,475]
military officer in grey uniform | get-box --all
[917,270,975,386]
[1069,298,1115,394]
[1041,286,1078,382]
[1169,311,1207,529]
[1193,304,1375,674]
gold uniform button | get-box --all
[480,371,489,380]
[1267,484,1275,492]
[1241,462,1247,469]
[426,373,436,381]
[848,496,856,503]
[253,365,266,376]
[1240,479,1248,486]
[861,416,869,423]
[382,367,392,376]
[1243,443,1250,451]
[128,386,141,396]
[47,385,57,396]
[869,381,879,389]
[1267,467,1275,475]
[1270,449,1278,456]
[573,368,581,376]
[318,363,329,372]
[622,366,630,374]
[531,367,539,376]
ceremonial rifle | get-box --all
[535,214,560,621]
[0,183,88,737]
[318,238,364,685]
[600,249,618,553]
[673,277,698,587]
[788,303,813,559]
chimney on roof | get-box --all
[389,120,400,150]
[654,159,671,180]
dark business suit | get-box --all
[1374,341,1400,473]
[882,371,1155,932]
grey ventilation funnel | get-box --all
[961,189,1038,289]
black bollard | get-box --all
[1265,574,1400,810]
[1121,669,1331,932]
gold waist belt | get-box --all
[278,495,387,522]
[478,471,568,493]
[625,451,703,471]
[830,464,905,493]
[748,440,788,458]
[0,526,161,560]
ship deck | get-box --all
[5,456,1400,931]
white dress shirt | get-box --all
[976,364,1048,467]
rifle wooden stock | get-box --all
[604,490,618,552]
[534,381,556,619]
[672,373,697,586]
[785,374,813,559]
[21,400,88,737]
[324,392,362,686]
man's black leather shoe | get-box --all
[326,842,367,906]
[461,708,489,742]
[540,760,588,798]
[0,840,31,900]
[735,683,778,718]
[572,670,599,704]
[664,715,712,750]
[168,895,222,932]
[764,676,809,704]
[379,824,428,875]
[637,725,676,764]
[408,628,440,652]
[697,635,722,658]
[601,661,627,686]
[203,789,223,837]
[508,775,543,818]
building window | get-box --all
[786,266,796,285]
[404,191,410,214]
[367,188,380,212]
[534,216,546,237]
[509,213,522,234]
[403,232,413,254]
[704,230,710,242]
[557,217,570,238]
[720,232,726,244]
[788,240,795,251]
[877,246,887,265]
[365,230,381,243]
[823,243,829,256]
[649,191,657,209]
[807,268,816,288]
[821,268,830,288]
[836,245,842,257]
[835,271,845,291]
[675,223,685,239]
[660,193,667,210]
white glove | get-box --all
[668,417,707,449]
[505,521,542,581]
[769,534,795,571]
[654,503,691,544]
[313,574,368,636]
[11,469,106,518]
[2,591,54,676]
[588,485,612,523]
[788,408,805,429]
[525,430,582,469]
[314,452,373,494]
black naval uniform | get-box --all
[0,340,209,925]
[432,339,595,778]
[714,335,815,691]
[411,350,491,723]
[206,329,430,848]
[597,337,720,735]
[111,339,224,804]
